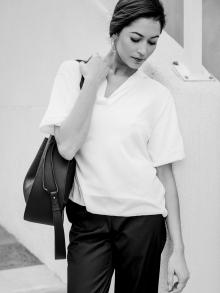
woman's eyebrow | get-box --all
[131,32,159,39]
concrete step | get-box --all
[16,288,66,293]
[0,225,41,270]
[0,225,66,292]
[18,289,66,293]
[0,265,66,293]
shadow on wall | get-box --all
[161,0,220,81]
[203,0,220,80]
[161,0,183,47]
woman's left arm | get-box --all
[156,163,190,293]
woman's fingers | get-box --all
[168,272,190,293]
[103,48,115,66]
[167,267,174,291]
[170,280,186,293]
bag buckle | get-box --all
[50,191,60,212]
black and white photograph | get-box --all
[0,0,219,292]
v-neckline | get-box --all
[97,65,145,105]
[103,71,136,98]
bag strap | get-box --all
[42,139,66,259]
[41,58,87,259]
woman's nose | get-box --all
[137,44,147,58]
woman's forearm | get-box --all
[156,163,185,252]
[55,77,99,160]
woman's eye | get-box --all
[131,37,156,46]
[130,38,140,43]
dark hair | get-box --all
[109,0,166,37]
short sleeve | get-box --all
[147,92,186,167]
[39,60,82,136]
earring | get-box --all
[111,38,116,52]
[111,34,117,52]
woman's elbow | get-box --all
[54,127,78,160]
[56,143,77,160]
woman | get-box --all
[39,0,190,292]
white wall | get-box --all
[0,1,220,292]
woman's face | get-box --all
[115,17,161,69]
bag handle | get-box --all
[42,136,59,195]
[40,58,89,259]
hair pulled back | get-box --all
[109,0,166,37]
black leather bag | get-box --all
[23,59,87,259]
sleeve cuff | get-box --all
[151,150,186,167]
[39,115,67,135]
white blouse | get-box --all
[39,60,186,217]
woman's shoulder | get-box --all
[141,71,173,104]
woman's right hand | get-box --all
[79,50,114,85]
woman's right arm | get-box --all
[54,52,113,160]
[54,76,99,160]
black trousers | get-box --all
[66,199,167,293]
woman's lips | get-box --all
[132,57,144,62]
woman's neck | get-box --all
[107,49,137,77]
